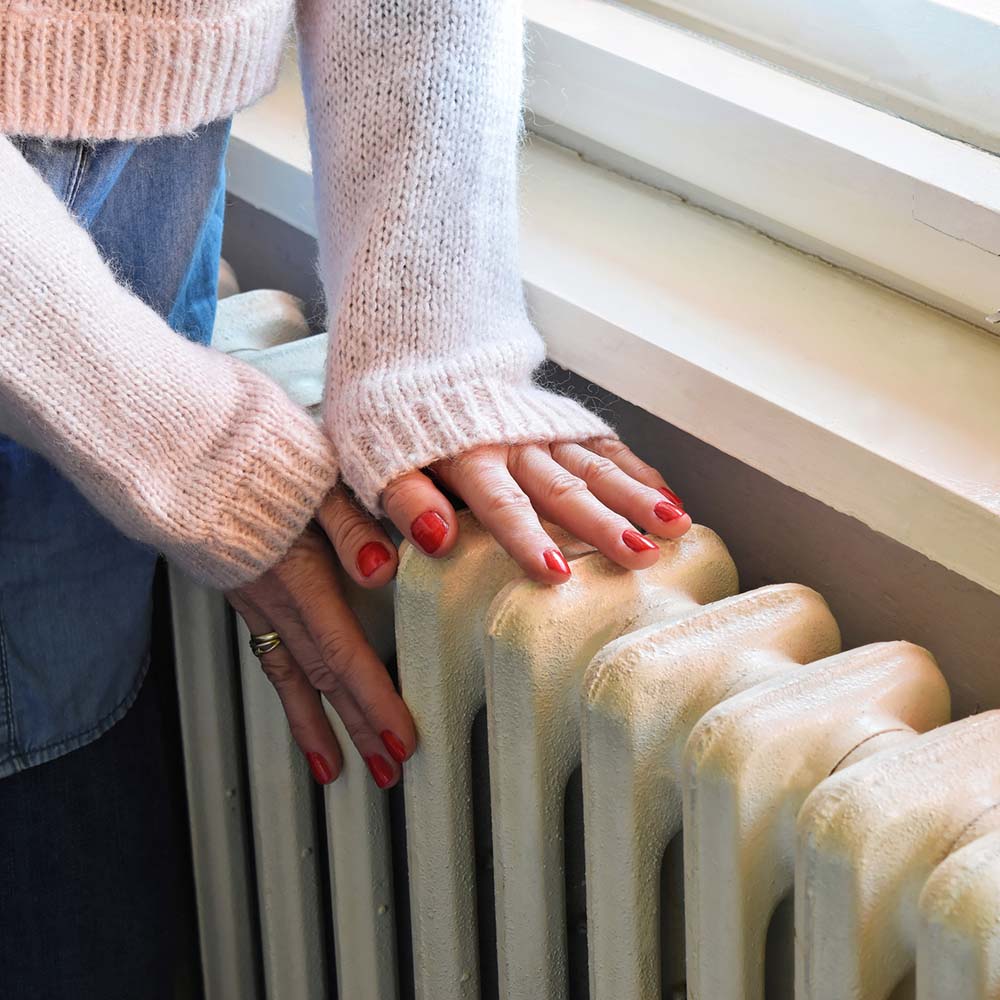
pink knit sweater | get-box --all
[0,1,611,588]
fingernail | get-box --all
[659,486,684,508]
[654,500,685,523]
[411,511,448,554]
[357,541,392,578]
[381,730,408,763]
[543,548,571,576]
[365,754,395,789]
[622,529,659,553]
[306,751,334,785]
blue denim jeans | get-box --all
[0,119,231,998]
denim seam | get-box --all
[0,654,149,778]
[0,606,16,755]
[64,141,91,210]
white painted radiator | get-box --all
[170,515,1000,1000]
[172,288,1000,999]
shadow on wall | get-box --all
[223,193,1000,722]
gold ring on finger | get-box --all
[249,631,282,657]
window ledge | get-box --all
[227,64,1000,598]
[525,0,1000,333]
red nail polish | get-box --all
[622,529,659,553]
[654,501,685,523]
[411,511,448,554]
[365,754,394,789]
[658,486,684,508]
[543,548,571,576]
[381,730,408,763]
[357,540,392,578]
[306,751,333,785]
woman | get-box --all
[0,1,690,994]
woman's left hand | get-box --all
[380,437,690,584]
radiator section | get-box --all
[684,642,950,1000]
[172,523,1000,1000]
[582,584,840,1000]
[486,526,738,1000]
[796,712,1000,1000]
[396,512,594,1000]
[236,615,329,1000]
[918,830,1000,999]
[168,570,260,1000]
[322,580,399,1000]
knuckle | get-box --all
[336,517,381,557]
[318,631,354,672]
[595,437,630,461]
[260,655,297,689]
[382,473,427,511]
[507,444,545,478]
[307,666,343,699]
[275,546,319,586]
[598,438,659,481]
[545,471,589,504]
[483,484,530,519]
[577,453,619,484]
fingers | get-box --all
[432,448,574,585]
[550,442,691,541]
[229,591,344,784]
[314,486,398,589]
[279,555,416,787]
[509,445,661,569]
[588,437,686,509]
[322,684,398,790]
[381,469,459,558]
[266,602,402,790]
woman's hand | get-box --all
[227,486,414,789]
[381,437,690,583]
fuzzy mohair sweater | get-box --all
[0,1,611,588]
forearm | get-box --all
[297,0,611,512]
[0,136,337,588]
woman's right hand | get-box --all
[227,485,414,790]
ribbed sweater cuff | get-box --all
[0,0,290,140]
[329,371,615,514]
[165,368,339,589]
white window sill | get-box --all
[227,61,1000,598]
[524,0,1000,334]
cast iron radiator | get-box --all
[170,517,1000,1000]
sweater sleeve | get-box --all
[0,137,338,589]
[296,0,614,513]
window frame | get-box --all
[625,0,1000,154]
[524,0,1000,332]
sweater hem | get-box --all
[0,1,292,140]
